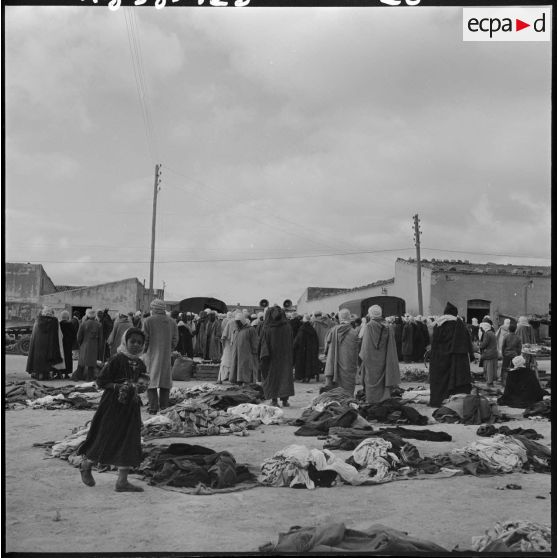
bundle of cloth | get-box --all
[141,401,251,439]
[358,398,430,426]
[168,383,263,409]
[258,438,462,490]
[472,520,552,553]
[523,400,552,421]
[259,522,448,554]
[399,368,429,382]
[5,380,102,410]
[432,393,502,425]
[227,403,284,425]
[136,442,254,491]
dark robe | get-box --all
[429,317,474,407]
[293,322,321,381]
[401,322,414,362]
[71,316,81,350]
[26,315,64,379]
[204,318,222,361]
[177,322,194,358]
[77,319,104,366]
[312,317,331,353]
[412,321,428,362]
[229,323,259,384]
[289,316,302,339]
[497,367,548,408]
[59,319,77,376]
[259,307,295,400]
[78,353,148,468]
[501,333,522,371]
[393,319,403,361]
[324,323,359,395]
[195,317,208,357]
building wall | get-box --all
[430,272,551,321]
[5,263,58,321]
[392,260,433,315]
[40,278,145,317]
[296,281,394,315]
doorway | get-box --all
[467,299,491,324]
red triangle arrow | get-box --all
[516,18,530,31]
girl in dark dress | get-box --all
[77,328,149,492]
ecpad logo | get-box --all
[463,8,551,42]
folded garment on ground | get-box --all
[523,400,551,421]
[227,403,284,425]
[472,520,552,552]
[136,442,254,490]
[476,424,543,440]
[433,393,501,425]
[308,387,358,412]
[359,399,429,426]
[259,522,448,553]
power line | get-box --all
[9,247,413,265]
[422,247,551,260]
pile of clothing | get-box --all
[136,442,254,491]
[227,403,284,425]
[33,422,92,467]
[141,400,250,439]
[259,522,448,553]
[324,426,452,451]
[195,384,264,410]
[472,520,552,552]
[258,438,461,490]
[523,399,552,421]
[476,424,544,441]
[432,393,502,425]
[358,398,429,426]
[168,383,218,405]
[5,381,102,410]
[400,386,430,404]
[308,387,358,412]
[400,368,428,382]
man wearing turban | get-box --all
[429,302,475,407]
[359,305,401,404]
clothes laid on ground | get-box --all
[227,403,284,425]
[432,393,500,425]
[401,386,430,404]
[77,353,148,468]
[5,380,102,410]
[293,406,369,437]
[259,522,448,554]
[136,442,254,489]
[523,399,552,421]
[512,435,551,473]
[400,367,429,382]
[497,366,548,408]
[476,424,544,440]
[309,387,358,412]
[195,384,264,410]
[359,398,429,426]
[323,426,451,451]
[168,383,220,404]
[472,520,552,553]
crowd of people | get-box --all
[22,299,545,493]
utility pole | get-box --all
[413,214,424,315]
[149,164,162,304]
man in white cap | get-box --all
[359,305,400,404]
[142,299,178,414]
[324,308,360,395]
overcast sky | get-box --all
[5,5,552,306]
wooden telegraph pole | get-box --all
[149,164,162,304]
[413,214,424,315]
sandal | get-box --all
[115,482,144,493]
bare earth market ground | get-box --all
[3,355,552,554]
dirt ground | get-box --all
[3,354,552,554]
